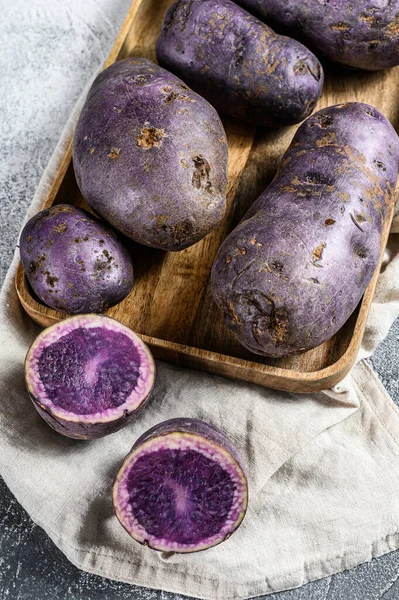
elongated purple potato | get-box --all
[113,418,248,553]
[236,0,399,70]
[156,0,323,126]
[211,103,399,358]
[25,315,155,440]
[20,205,134,314]
[73,58,228,251]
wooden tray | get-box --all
[16,0,399,393]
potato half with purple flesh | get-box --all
[211,103,399,358]
[20,205,134,315]
[73,58,228,252]
[156,0,323,126]
[25,315,155,440]
[113,418,248,553]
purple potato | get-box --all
[20,204,134,315]
[25,314,155,439]
[156,0,324,127]
[236,0,399,70]
[113,418,248,553]
[211,102,399,357]
[73,58,228,251]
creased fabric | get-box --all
[1,84,399,600]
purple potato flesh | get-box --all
[25,314,155,439]
[236,0,399,70]
[73,58,228,251]
[20,204,134,315]
[211,102,399,357]
[113,418,248,553]
[156,0,324,127]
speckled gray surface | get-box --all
[0,1,398,599]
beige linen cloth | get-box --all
[1,89,399,600]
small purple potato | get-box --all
[73,58,228,251]
[236,0,399,70]
[20,205,134,315]
[156,0,323,126]
[113,418,248,553]
[211,103,399,357]
[25,314,155,440]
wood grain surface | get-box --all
[15,0,399,392]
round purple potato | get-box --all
[73,58,228,252]
[156,0,323,127]
[211,102,399,357]
[236,0,399,70]
[25,314,155,440]
[113,418,248,553]
[20,205,134,315]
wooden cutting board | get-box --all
[15,0,399,392]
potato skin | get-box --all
[156,0,323,126]
[73,58,228,251]
[133,418,245,469]
[236,0,399,70]
[20,205,134,314]
[211,103,399,357]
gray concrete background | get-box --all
[1,0,398,598]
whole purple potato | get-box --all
[25,314,155,440]
[20,204,134,314]
[236,0,399,70]
[156,0,323,127]
[211,103,399,357]
[73,58,228,251]
[113,418,248,553]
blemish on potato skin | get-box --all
[338,192,350,202]
[29,254,46,273]
[356,248,368,259]
[387,17,399,37]
[311,114,333,129]
[131,73,152,85]
[136,126,166,149]
[192,155,213,192]
[312,243,326,267]
[350,213,365,232]
[102,249,114,264]
[45,273,59,288]
[156,214,169,229]
[50,205,75,215]
[272,261,284,273]
[108,147,120,160]
[316,132,336,147]
[53,223,67,234]
[330,22,351,31]
[171,220,195,247]
[162,85,196,103]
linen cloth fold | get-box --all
[1,85,399,600]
